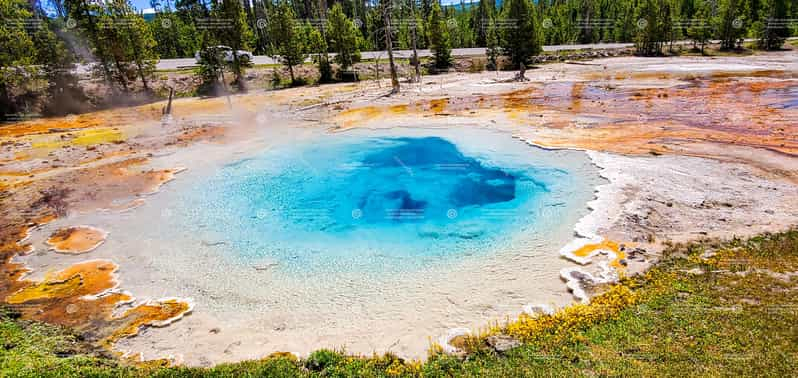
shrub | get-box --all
[305,349,343,371]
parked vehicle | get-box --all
[195,46,253,64]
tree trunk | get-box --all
[232,53,245,92]
[374,54,380,84]
[383,5,399,94]
[137,63,149,91]
[82,3,115,93]
[126,23,149,91]
[113,58,129,91]
[410,0,421,83]
[163,87,174,115]
[0,82,12,120]
[515,62,527,81]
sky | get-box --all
[131,0,154,12]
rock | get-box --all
[683,268,705,275]
[439,328,471,354]
[253,263,278,271]
[486,334,521,353]
[523,303,555,316]
[223,341,241,354]
[572,270,591,283]
[449,335,470,350]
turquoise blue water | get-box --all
[173,131,595,275]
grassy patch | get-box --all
[251,63,286,69]
[2,229,797,377]
[0,307,130,376]
[154,68,197,74]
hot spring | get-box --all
[62,127,604,359]
[184,135,558,273]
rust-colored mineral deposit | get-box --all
[46,226,108,254]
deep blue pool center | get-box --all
[327,137,519,225]
[181,134,586,272]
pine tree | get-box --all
[64,0,117,91]
[421,0,432,19]
[34,20,88,115]
[151,11,198,59]
[453,1,474,48]
[688,0,713,53]
[397,18,411,49]
[0,0,37,119]
[543,3,578,45]
[251,0,272,54]
[485,17,500,70]
[97,3,132,91]
[215,0,254,91]
[107,0,158,91]
[409,0,422,82]
[428,1,452,70]
[757,0,789,50]
[381,0,399,92]
[500,0,542,68]
[472,0,494,46]
[634,0,671,56]
[268,1,306,84]
[305,23,333,83]
[327,3,361,71]
[577,0,600,44]
[716,0,746,50]
[196,44,227,95]
[611,0,638,43]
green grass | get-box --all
[0,308,133,376]
[251,63,286,69]
[154,67,197,74]
[2,229,797,377]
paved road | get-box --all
[77,38,794,72]
[152,42,637,70]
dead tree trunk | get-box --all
[410,0,421,83]
[383,3,399,94]
[163,87,174,115]
[515,63,528,82]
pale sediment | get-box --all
[516,121,798,304]
[513,136,631,304]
